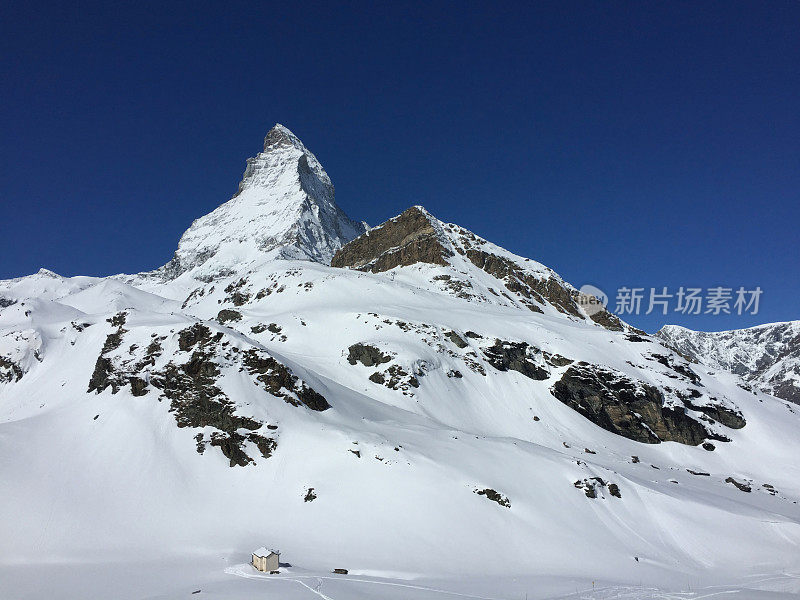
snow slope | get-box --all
[1,126,799,600]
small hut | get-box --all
[252,547,280,572]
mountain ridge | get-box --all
[657,320,800,404]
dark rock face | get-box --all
[445,331,469,348]
[574,478,621,499]
[464,249,581,318]
[85,320,328,466]
[178,323,218,352]
[331,207,452,273]
[483,340,549,381]
[589,310,625,331]
[682,398,746,429]
[474,488,511,507]
[725,477,752,493]
[369,364,419,392]
[648,353,702,386]
[0,357,24,383]
[551,363,712,445]
[347,344,392,367]
[242,350,330,411]
[88,313,130,394]
[217,309,242,324]
[153,349,272,467]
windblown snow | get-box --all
[1,125,799,600]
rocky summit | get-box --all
[1,124,799,596]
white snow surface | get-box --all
[1,126,799,599]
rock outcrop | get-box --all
[332,207,451,272]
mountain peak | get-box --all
[263,123,305,152]
[151,125,367,281]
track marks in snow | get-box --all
[226,564,508,599]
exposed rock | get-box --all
[474,488,511,508]
[347,343,391,367]
[543,352,574,368]
[725,477,752,493]
[483,340,549,381]
[217,309,242,324]
[551,363,712,445]
[464,248,584,318]
[243,350,330,411]
[648,353,702,386]
[0,356,24,383]
[178,323,219,351]
[331,207,452,273]
[304,488,317,502]
[574,477,621,499]
[682,398,746,429]
[589,309,625,331]
[445,331,468,348]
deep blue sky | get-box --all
[1,2,798,332]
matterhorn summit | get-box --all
[155,124,367,281]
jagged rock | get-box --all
[347,344,391,367]
[243,350,330,411]
[682,398,746,429]
[332,207,452,272]
[465,249,582,318]
[178,323,218,351]
[551,363,712,445]
[648,353,702,386]
[474,488,510,507]
[445,331,468,348]
[217,309,242,324]
[725,477,752,493]
[0,357,24,383]
[483,340,549,380]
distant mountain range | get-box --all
[657,321,800,405]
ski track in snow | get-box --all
[226,564,509,600]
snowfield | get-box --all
[1,125,798,599]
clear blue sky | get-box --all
[1,2,798,332]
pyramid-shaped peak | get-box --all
[263,123,306,152]
[148,124,367,280]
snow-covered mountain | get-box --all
[658,321,800,405]
[137,124,367,283]
[2,126,800,600]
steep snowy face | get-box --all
[158,124,367,281]
[658,321,800,404]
